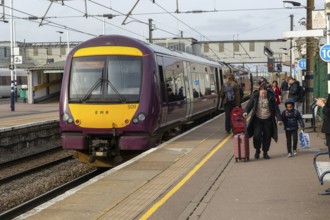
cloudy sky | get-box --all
[0,0,324,43]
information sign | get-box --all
[320,44,330,62]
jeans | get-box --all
[224,101,234,132]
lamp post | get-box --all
[10,0,14,111]
[290,14,294,76]
[56,31,70,55]
[283,0,314,113]
[326,0,330,95]
[102,14,115,35]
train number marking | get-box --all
[128,104,137,109]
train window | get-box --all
[158,65,166,103]
[163,57,185,102]
[107,56,142,97]
[69,56,142,102]
[69,57,105,100]
[210,71,217,95]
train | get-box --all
[59,35,253,167]
[0,68,28,98]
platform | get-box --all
[11,105,329,220]
[0,101,58,129]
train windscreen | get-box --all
[69,56,142,103]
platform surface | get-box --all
[2,101,328,220]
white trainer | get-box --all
[293,151,297,156]
[288,153,293,158]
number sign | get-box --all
[320,44,330,62]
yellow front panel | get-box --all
[74,46,143,57]
[69,103,139,128]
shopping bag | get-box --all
[299,130,311,148]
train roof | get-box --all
[74,35,221,67]
[147,42,220,66]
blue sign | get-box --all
[292,68,298,75]
[320,44,330,62]
[298,59,306,70]
[194,80,199,85]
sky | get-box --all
[0,0,325,43]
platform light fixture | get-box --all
[56,31,70,55]
[283,1,306,8]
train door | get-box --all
[163,58,187,124]
[183,61,193,118]
[215,67,222,110]
[156,56,168,126]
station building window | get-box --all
[33,47,38,56]
[204,43,209,53]
[47,48,52,55]
[249,42,255,52]
[233,42,239,52]
[219,43,224,52]
[60,47,66,55]
[265,41,270,48]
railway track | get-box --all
[0,156,73,185]
[0,169,106,219]
[0,147,74,182]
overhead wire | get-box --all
[1,4,97,37]
[87,0,180,38]
[60,1,144,38]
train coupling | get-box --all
[91,139,117,157]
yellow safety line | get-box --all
[139,133,233,220]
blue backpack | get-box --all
[224,84,235,101]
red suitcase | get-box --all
[230,107,245,134]
[234,133,250,162]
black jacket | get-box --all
[244,90,282,142]
[281,109,305,131]
[288,81,300,102]
[322,102,330,134]
[280,80,289,92]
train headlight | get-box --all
[137,113,146,121]
[62,113,70,121]
[132,118,139,124]
[62,113,74,124]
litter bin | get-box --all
[20,85,28,103]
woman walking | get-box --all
[243,83,283,159]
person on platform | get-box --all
[272,80,281,105]
[280,78,289,103]
[288,76,301,111]
[220,73,241,133]
[281,98,305,157]
[243,82,283,159]
[315,95,330,193]
[316,96,330,155]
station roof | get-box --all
[28,60,65,71]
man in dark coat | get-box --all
[288,76,301,111]
[243,83,282,159]
[316,95,330,193]
[316,95,330,154]
[280,79,289,103]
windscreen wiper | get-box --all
[81,78,102,102]
[104,78,126,103]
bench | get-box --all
[313,152,330,195]
[302,104,318,132]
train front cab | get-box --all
[60,39,162,167]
